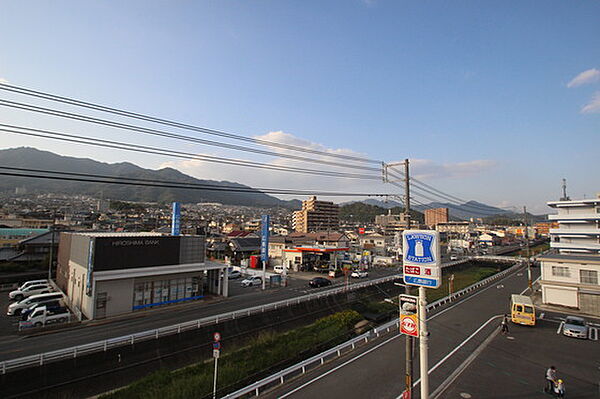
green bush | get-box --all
[101,310,362,399]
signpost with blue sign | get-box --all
[260,215,270,290]
[171,202,181,236]
[402,230,441,288]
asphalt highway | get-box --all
[263,265,540,399]
[0,268,399,361]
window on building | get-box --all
[551,266,570,277]
[580,270,598,285]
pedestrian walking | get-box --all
[554,379,565,398]
[501,314,509,335]
[545,366,557,394]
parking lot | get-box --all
[442,312,600,398]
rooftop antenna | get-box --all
[560,178,570,201]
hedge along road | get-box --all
[263,265,539,399]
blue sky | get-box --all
[0,1,599,213]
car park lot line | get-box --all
[267,266,529,399]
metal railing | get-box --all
[0,273,402,375]
[222,262,523,398]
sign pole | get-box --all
[418,286,429,399]
[213,355,218,399]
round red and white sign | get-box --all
[213,332,221,342]
[401,318,417,334]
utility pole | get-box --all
[404,158,413,398]
[524,206,532,290]
[48,211,55,281]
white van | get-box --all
[7,292,64,316]
[274,265,286,274]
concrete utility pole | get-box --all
[524,206,532,290]
[404,158,413,398]
[419,286,429,399]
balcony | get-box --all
[548,214,600,222]
[550,241,600,251]
[550,229,600,237]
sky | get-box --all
[0,1,599,214]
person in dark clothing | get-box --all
[545,366,557,394]
[501,314,509,334]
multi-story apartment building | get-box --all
[292,196,339,233]
[538,195,600,315]
[424,207,449,227]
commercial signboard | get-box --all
[402,230,441,288]
[93,236,181,271]
[260,215,270,262]
[171,202,181,236]
[399,294,419,337]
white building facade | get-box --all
[539,196,600,315]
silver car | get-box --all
[563,316,588,339]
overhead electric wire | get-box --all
[0,167,390,197]
[0,124,383,180]
[0,99,382,173]
[0,82,381,164]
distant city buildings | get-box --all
[292,196,339,233]
[424,207,449,227]
[539,194,600,315]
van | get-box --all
[7,292,64,316]
[274,265,285,274]
[510,294,535,326]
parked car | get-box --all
[228,270,242,279]
[351,270,368,278]
[563,316,588,339]
[309,277,332,288]
[7,292,64,316]
[21,300,62,321]
[24,305,70,327]
[241,276,262,287]
[450,255,458,261]
[8,284,52,302]
[16,279,49,292]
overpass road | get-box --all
[262,265,540,399]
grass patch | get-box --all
[424,264,499,303]
[100,310,363,399]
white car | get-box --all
[7,292,63,316]
[9,284,52,301]
[228,270,242,279]
[273,265,286,274]
[241,276,262,287]
[351,270,368,278]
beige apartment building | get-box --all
[293,196,339,233]
[424,207,449,227]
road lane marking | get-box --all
[277,266,525,398]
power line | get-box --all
[0,82,381,164]
[0,99,382,173]
[0,167,391,197]
[0,124,383,180]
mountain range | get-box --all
[0,147,301,208]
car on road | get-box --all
[450,255,458,261]
[351,270,368,278]
[228,270,242,279]
[240,276,262,287]
[562,316,588,339]
[8,284,52,302]
[309,277,332,288]
[328,269,343,278]
[274,265,285,274]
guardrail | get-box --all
[222,262,523,398]
[0,273,402,375]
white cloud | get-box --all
[581,91,600,114]
[404,159,497,180]
[0,78,8,84]
[567,68,600,88]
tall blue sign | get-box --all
[171,202,181,236]
[402,230,441,288]
[260,215,270,262]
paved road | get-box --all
[263,265,540,399]
[0,267,399,361]
[441,310,600,398]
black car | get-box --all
[309,277,333,288]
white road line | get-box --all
[278,266,525,398]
